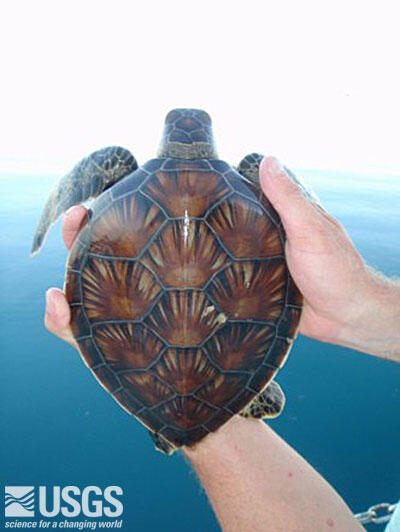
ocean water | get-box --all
[0,167,399,531]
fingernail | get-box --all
[262,156,286,177]
[270,157,286,174]
[65,206,76,215]
[284,166,322,205]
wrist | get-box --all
[183,415,262,462]
[336,268,400,359]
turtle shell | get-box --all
[64,157,302,448]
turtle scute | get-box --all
[89,191,166,257]
[206,193,283,258]
[93,324,164,370]
[81,258,161,321]
[65,159,302,449]
[152,348,218,394]
[203,323,277,371]
[141,220,230,288]
[144,290,226,346]
[208,259,286,320]
[141,169,230,217]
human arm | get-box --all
[184,415,364,532]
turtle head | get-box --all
[158,108,218,159]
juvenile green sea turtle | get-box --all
[32,109,302,454]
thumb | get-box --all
[259,156,319,237]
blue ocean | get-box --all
[1,168,399,531]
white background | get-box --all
[1,0,400,176]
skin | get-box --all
[44,156,400,531]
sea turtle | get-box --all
[32,108,302,454]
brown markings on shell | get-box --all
[141,220,230,288]
[89,192,165,257]
[204,323,276,371]
[145,290,226,346]
[153,396,216,429]
[152,348,218,394]
[196,374,245,406]
[81,259,161,321]
[208,260,286,320]
[65,159,303,448]
[207,194,283,258]
[93,324,164,370]
[142,170,230,216]
[121,373,175,406]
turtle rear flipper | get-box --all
[148,430,177,455]
[31,146,138,256]
[240,380,286,419]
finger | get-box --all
[44,288,76,347]
[260,157,314,218]
[259,157,323,241]
[282,165,321,205]
[62,205,89,250]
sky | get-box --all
[1,0,400,176]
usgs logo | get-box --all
[5,486,123,518]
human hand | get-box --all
[260,157,400,359]
[44,205,88,348]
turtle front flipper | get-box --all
[148,430,177,456]
[238,152,319,203]
[240,380,286,419]
[237,152,265,186]
[31,146,138,256]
